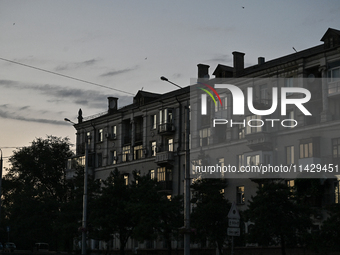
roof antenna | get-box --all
[292,47,297,53]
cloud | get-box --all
[55,59,99,71]
[0,105,68,126]
[206,54,232,64]
[100,66,138,77]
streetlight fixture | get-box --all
[160,77,190,255]
[65,118,89,255]
[160,76,183,89]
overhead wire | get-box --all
[0,57,135,96]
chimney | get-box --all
[258,57,265,65]
[197,64,210,79]
[108,97,118,114]
[232,51,245,76]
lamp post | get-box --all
[65,118,89,255]
[160,77,190,255]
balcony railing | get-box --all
[155,151,174,165]
[158,123,175,134]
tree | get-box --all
[91,169,140,255]
[245,180,312,255]
[2,136,73,249]
[190,178,230,255]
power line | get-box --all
[0,57,135,96]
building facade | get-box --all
[66,28,340,250]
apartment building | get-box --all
[66,27,340,250]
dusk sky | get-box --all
[1,0,340,169]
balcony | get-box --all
[245,132,272,151]
[158,123,175,134]
[155,151,174,165]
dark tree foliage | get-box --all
[190,178,230,255]
[245,180,313,255]
[91,169,139,255]
[2,136,73,250]
[91,169,183,255]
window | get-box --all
[167,138,173,152]
[335,180,340,204]
[332,138,340,158]
[245,115,262,134]
[159,109,173,124]
[111,125,117,138]
[150,170,155,180]
[110,150,117,165]
[299,138,319,159]
[260,84,268,102]
[199,128,211,146]
[285,77,294,87]
[151,114,157,129]
[300,142,313,159]
[236,186,245,204]
[286,146,295,164]
[124,174,129,186]
[134,145,143,160]
[97,153,102,167]
[246,155,260,166]
[218,158,224,177]
[98,129,103,142]
[122,145,130,162]
[286,179,295,188]
[328,67,340,83]
[151,141,157,156]
[157,167,166,182]
[238,154,244,171]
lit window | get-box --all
[150,170,155,180]
[168,138,173,152]
[286,146,294,164]
[151,114,157,129]
[111,150,117,165]
[151,141,157,156]
[286,180,295,188]
[111,125,117,138]
[246,155,260,166]
[335,180,340,204]
[124,175,129,186]
[157,167,166,182]
[122,146,130,162]
[245,115,262,134]
[199,128,210,146]
[98,129,103,142]
[134,145,143,160]
[300,142,313,158]
[236,186,245,204]
[238,154,244,171]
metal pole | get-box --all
[184,103,190,255]
[82,138,89,255]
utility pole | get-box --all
[184,102,191,255]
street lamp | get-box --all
[65,118,89,255]
[160,76,183,89]
[160,77,190,255]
